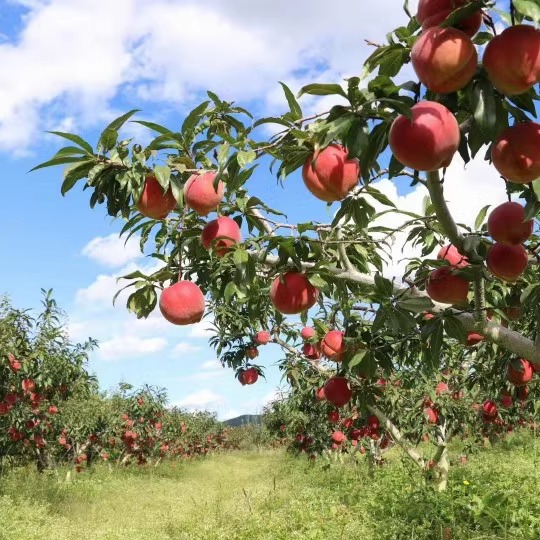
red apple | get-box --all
[254,330,271,345]
[321,330,346,362]
[389,101,460,171]
[136,175,177,219]
[159,281,205,325]
[302,342,321,360]
[507,358,533,386]
[487,202,533,245]
[323,377,353,408]
[331,430,347,444]
[437,244,468,267]
[201,216,242,257]
[245,347,259,360]
[270,272,319,314]
[487,243,528,282]
[184,172,224,216]
[242,367,259,385]
[426,266,469,304]
[302,144,360,202]
[301,327,316,340]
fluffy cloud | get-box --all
[74,259,164,311]
[98,335,168,361]
[201,360,222,371]
[81,234,142,268]
[172,342,201,354]
[173,389,226,411]
[1,0,411,152]
[189,319,215,339]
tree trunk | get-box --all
[35,448,50,473]
[434,445,449,492]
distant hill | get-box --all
[223,414,262,427]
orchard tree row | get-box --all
[0,292,235,473]
[33,0,540,490]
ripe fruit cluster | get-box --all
[136,171,244,326]
[486,202,532,283]
[426,198,533,306]
[138,172,323,329]
[390,5,540,176]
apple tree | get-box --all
[0,290,97,471]
[34,0,540,490]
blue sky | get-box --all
[0,0,515,419]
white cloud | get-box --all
[74,259,164,310]
[172,342,201,354]
[189,318,215,339]
[173,389,226,411]
[174,371,225,383]
[81,234,142,268]
[98,335,168,361]
[0,0,411,152]
[201,360,222,371]
[75,273,122,308]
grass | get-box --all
[1,433,540,539]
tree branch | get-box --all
[366,404,425,468]
[248,208,274,236]
[253,252,540,363]
[336,228,355,273]
[473,278,487,323]
[426,170,464,251]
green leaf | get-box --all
[233,249,249,271]
[508,91,537,116]
[279,82,302,120]
[345,118,369,160]
[237,150,257,169]
[46,131,94,155]
[29,156,90,173]
[297,83,348,100]
[52,146,91,158]
[104,109,140,132]
[396,291,434,313]
[474,205,490,231]
[403,0,412,17]
[532,178,540,201]
[224,282,237,302]
[253,117,293,129]
[444,316,467,343]
[307,274,327,289]
[153,165,171,190]
[377,45,409,78]
[97,128,118,154]
[132,120,174,136]
[182,101,210,135]
[513,0,540,22]
[427,322,444,366]
[524,196,540,221]
[471,80,498,140]
[521,283,540,306]
[374,273,394,298]
[365,186,396,208]
[348,350,367,369]
[388,155,405,178]
[61,159,95,195]
[439,1,485,28]
[217,143,230,168]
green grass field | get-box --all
[2,432,540,540]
